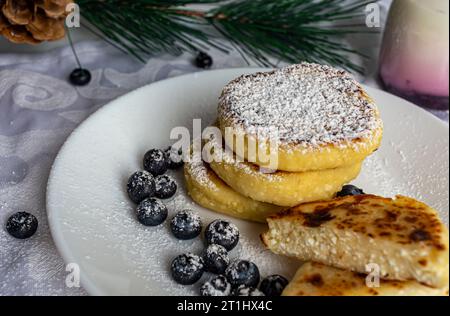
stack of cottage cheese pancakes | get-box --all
[184,63,449,296]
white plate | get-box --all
[47,68,449,296]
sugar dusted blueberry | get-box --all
[155,174,177,199]
[136,198,167,226]
[6,212,38,239]
[170,210,202,240]
[225,259,260,288]
[171,253,204,285]
[233,285,265,296]
[200,275,231,296]
[203,244,230,274]
[143,149,167,176]
[127,170,155,203]
[165,146,184,169]
[205,220,239,251]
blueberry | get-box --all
[195,52,213,69]
[127,171,155,203]
[200,275,231,296]
[155,175,177,199]
[136,198,167,226]
[164,146,184,169]
[69,68,91,86]
[203,244,230,274]
[170,210,202,240]
[171,253,204,285]
[336,184,365,197]
[6,212,38,239]
[233,285,265,296]
[259,275,288,296]
[143,149,167,176]
[225,260,260,288]
[205,220,239,251]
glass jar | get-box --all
[379,0,449,110]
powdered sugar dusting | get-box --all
[171,253,204,275]
[155,175,174,192]
[137,198,166,217]
[184,149,219,192]
[204,244,229,262]
[219,63,382,148]
[235,285,265,296]
[128,171,154,189]
[54,159,299,296]
[206,220,239,245]
[209,133,283,182]
[200,275,231,296]
[171,209,202,231]
[147,149,165,162]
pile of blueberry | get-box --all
[127,147,183,226]
[126,145,289,296]
[128,143,369,296]
[170,218,289,296]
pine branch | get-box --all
[76,0,378,73]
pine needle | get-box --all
[76,0,378,73]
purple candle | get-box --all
[379,0,449,110]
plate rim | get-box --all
[46,67,449,296]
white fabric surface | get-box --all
[0,42,253,296]
[0,0,446,296]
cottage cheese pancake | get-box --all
[184,149,284,223]
[282,262,449,296]
[218,63,383,172]
[207,134,363,207]
[262,195,449,288]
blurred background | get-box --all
[2,0,448,113]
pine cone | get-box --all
[0,0,73,44]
